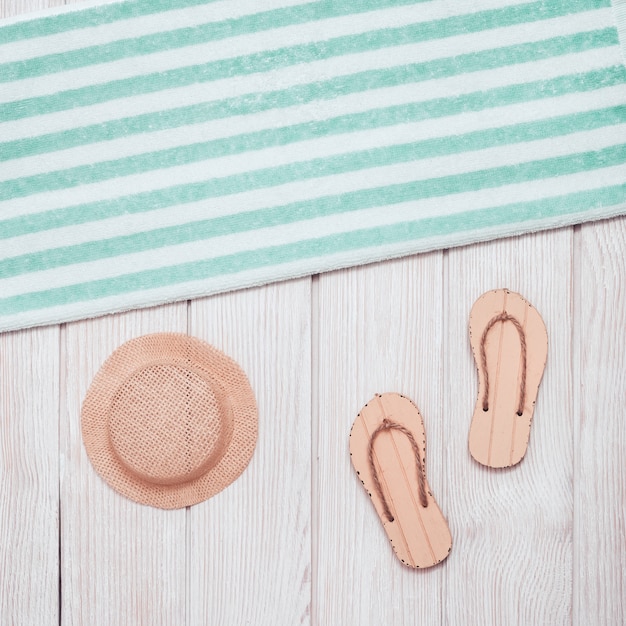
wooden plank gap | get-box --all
[571,224,582,626]
[310,274,320,626]
[440,248,449,626]
[57,323,65,626]
[185,299,191,626]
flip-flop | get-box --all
[468,289,548,468]
[349,392,452,569]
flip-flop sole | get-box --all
[469,289,548,468]
[349,392,452,568]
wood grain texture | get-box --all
[59,305,188,626]
[444,230,574,626]
[574,218,626,626]
[314,253,446,625]
[188,280,312,626]
[0,0,62,18]
[0,327,60,626]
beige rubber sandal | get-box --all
[468,289,548,468]
[349,392,452,569]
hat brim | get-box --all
[81,333,258,509]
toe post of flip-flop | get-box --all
[468,288,548,469]
[349,392,452,569]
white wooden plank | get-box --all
[574,217,626,626]
[1,4,78,626]
[0,0,63,18]
[0,326,60,626]
[188,279,311,626]
[444,230,574,626]
[315,253,445,625]
[60,304,188,626]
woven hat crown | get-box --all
[108,362,234,486]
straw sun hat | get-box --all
[81,333,258,509]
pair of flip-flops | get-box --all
[349,289,548,568]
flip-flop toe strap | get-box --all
[479,312,527,416]
[367,418,428,522]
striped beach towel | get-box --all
[1,0,625,332]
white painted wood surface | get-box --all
[0,326,59,626]
[315,253,446,625]
[574,219,626,626]
[60,304,188,626]
[188,281,311,625]
[1,2,625,624]
[444,231,574,626]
